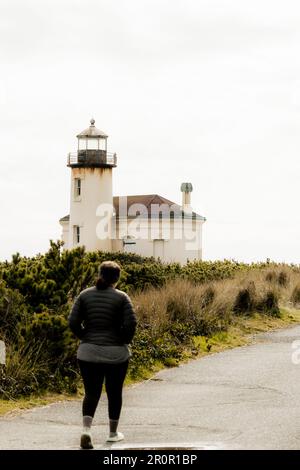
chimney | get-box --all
[181,182,193,214]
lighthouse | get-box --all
[65,119,117,252]
[59,119,206,262]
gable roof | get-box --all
[59,194,206,223]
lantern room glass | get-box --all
[98,138,107,151]
[87,138,98,150]
[78,139,86,151]
[78,137,107,151]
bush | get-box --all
[256,290,280,317]
[266,271,277,283]
[0,341,50,399]
[266,270,289,288]
[291,285,300,306]
[0,242,299,398]
[278,271,289,287]
[233,282,256,315]
[200,286,215,309]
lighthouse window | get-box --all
[74,226,80,244]
[99,138,106,151]
[74,178,81,197]
[79,139,87,150]
[87,138,99,150]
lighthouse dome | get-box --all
[77,119,108,138]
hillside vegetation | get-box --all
[1,241,300,400]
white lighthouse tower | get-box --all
[62,119,117,252]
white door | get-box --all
[154,240,164,260]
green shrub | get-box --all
[0,241,299,398]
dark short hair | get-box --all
[96,261,121,289]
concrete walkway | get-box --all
[1,325,300,450]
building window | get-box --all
[74,178,81,198]
[74,226,80,244]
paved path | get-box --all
[1,325,300,450]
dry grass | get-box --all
[125,265,300,381]
[132,265,300,335]
[2,265,300,414]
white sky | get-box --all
[1,0,300,262]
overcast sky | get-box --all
[1,0,300,262]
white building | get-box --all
[59,120,206,264]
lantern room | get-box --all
[68,118,117,168]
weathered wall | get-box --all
[68,167,113,252]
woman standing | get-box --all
[69,261,137,449]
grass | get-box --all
[192,307,300,356]
[1,307,300,417]
[0,393,79,416]
[125,307,300,381]
[2,263,300,416]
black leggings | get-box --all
[78,360,129,420]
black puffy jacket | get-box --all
[68,286,137,345]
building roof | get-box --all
[77,119,108,139]
[59,194,206,223]
[114,194,205,220]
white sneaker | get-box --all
[106,432,124,442]
[80,431,94,449]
